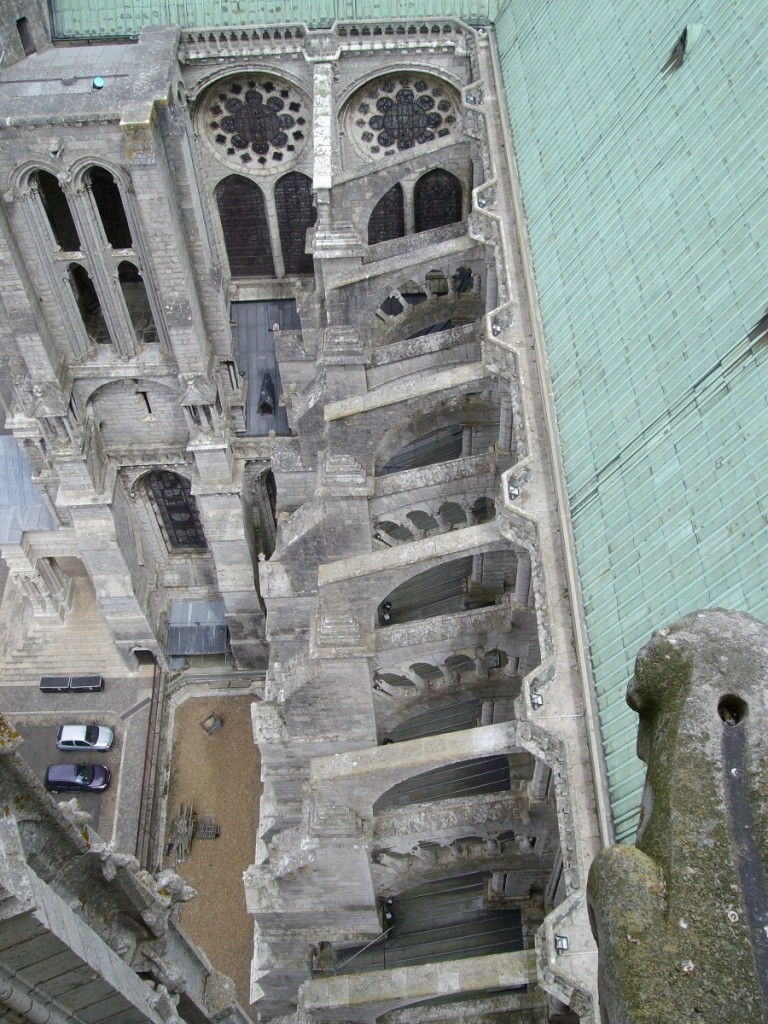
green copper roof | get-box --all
[495,0,768,839]
[50,0,491,38]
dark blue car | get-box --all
[44,763,111,794]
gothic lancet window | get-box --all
[216,175,275,277]
[88,167,132,248]
[146,470,208,549]
[367,183,405,245]
[118,261,158,343]
[69,264,110,343]
[36,171,80,251]
[414,169,463,233]
[274,172,316,275]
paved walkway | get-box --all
[0,570,263,1018]
[0,573,155,850]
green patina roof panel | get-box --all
[50,0,491,37]
[494,0,768,839]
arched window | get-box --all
[367,183,405,245]
[35,171,80,251]
[216,175,275,278]
[118,262,158,343]
[386,698,483,743]
[414,169,462,233]
[374,756,511,812]
[275,172,316,275]
[377,555,475,624]
[88,167,132,248]
[69,264,109,343]
[146,471,207,550]
[378,424,463,476]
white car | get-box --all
[56,724,114,752]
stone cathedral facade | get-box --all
[0,7,605,1024]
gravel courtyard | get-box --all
[164,694,262,1016]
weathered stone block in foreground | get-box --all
[588,608,768,1024]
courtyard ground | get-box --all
[163,693,262,1015]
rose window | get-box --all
[348,75,460,159]
[203,76,310,170]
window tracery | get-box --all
[202,75,310,171]
[347,74,460,160]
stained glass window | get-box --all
[275,172,316,275]
[414,169,462,233]
[368,183,405,245]
[146,471,207,549]
[216,175,275,278]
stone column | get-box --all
[497,392,514,454]
[528,758,551,802]
[514,552,532,607]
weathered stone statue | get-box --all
[588,608,768,1023]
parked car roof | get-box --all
[56,724,114,751]
[44,763,111,792]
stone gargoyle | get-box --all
[587,608,768,1023]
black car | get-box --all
[44,763,111,793]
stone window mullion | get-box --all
[403,182,416,234]
[265,187,286,279]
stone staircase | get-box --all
[0,575,135,685]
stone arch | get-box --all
[444,653,475,676]
[274,171,316,275]
[414,168,463,233]
[368,183,405,245]
[471,495,495,523]
[369,267,484,345]
[484,648,509,672]
[409,662,444,684]
[374,520,414,543]
[215,174,275,277]
[336,64,465,114]
[437,500,467,529]
[406,509,438,534]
